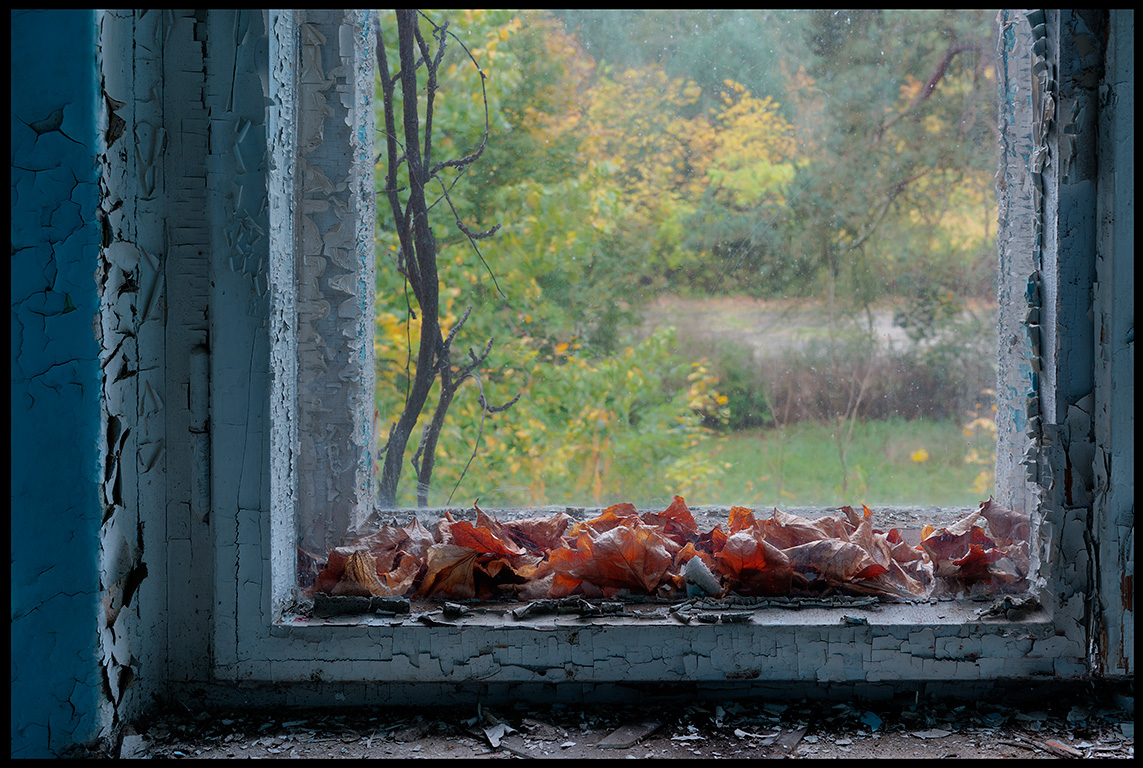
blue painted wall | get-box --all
[10,9,103,758]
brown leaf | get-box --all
[640,495,698,545]
[886,527,925,563]
[811,513,855,542]
[352,524,410,553]
[417,544,479,599]
[756,507,831,549]
[696,524,727,557]
[979,496,1031,545]
[838,505,866,530]
[716,532,793,596]
[401,516,436,561]
[433,511,457,544]
[783,539,888,584]
[331,550,389,597]
[550,524,674,595]
[500,513,572,553]
[920,524,997,577]
[849,512,892,572]
[568,503,641,538]
[380,552,421,596]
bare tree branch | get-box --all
[374,10,519,508]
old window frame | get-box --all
[205,9,1123,689]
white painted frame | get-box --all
[199,10,1131,695]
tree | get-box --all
[373,10,518,508]
[787,10,998,306]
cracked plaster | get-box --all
[10,8,1133,759]
[11,9,104,759]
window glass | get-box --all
[302,10,1025,604]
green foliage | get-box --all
[401,327,728,509]
[700,342,773,431]
[371,10,1000,509]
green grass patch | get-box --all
[704,417,992,509]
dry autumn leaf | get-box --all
[309,495,1029,604]
[550,523,674,596]
[978,496,1031,545]
[640,495,699,545]
[418,544,479,599]
[783,538,888,584]
[715,531,793,596]
[449,519,527,557]
[568,502,642,538]
[331,550,388,597]
[756,507,832,549]
[500,513,572,553]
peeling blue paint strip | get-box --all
[11,9,103,759]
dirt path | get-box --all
[638,295,917,358]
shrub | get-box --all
[700,341,773,431]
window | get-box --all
[202,9,1124,686]
[305,10,1027,608]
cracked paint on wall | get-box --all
[11,10,1132,757]
[11,9,104,759]
[288,10,377,558]
[999,10,1132,679]
[1091,8,1134,679]
[95,8,168,750]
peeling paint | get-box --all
[11,9,104,759]
[1089,8,1134,678]
[13,11,1133,758]
[288,10,377,559]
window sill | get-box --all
[215,595,1081,685]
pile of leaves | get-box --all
[302,496,1030,603]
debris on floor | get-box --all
[65,685,1133,759]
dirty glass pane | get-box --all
[301,10,1026,604]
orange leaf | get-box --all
[727,506,758,533]
[473,504,528,551]
[716,532,793,596]
[952,543,1006,580]
[313,547,349,595]
[450,519,526,557]
[550,524,673,595]
[641,495,698,545]
[568,503,640,538]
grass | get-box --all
[703,417,992,509]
